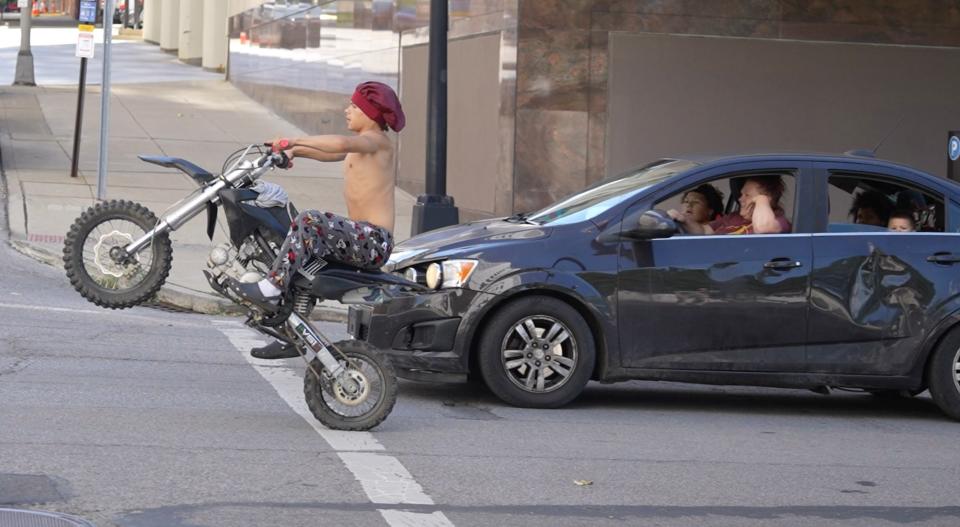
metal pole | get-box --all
[96,0,114,200]
[133,0,140,29]
[410,0,458,235]
[13,0,36,86]
[70,57,87,178]
[425,0,447,195]
[122,0,128,28]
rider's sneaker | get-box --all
[224,277,281,313]
[251,341,299,359]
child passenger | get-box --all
[887,210,915,232]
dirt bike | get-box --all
[62,144,421,431]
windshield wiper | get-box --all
[505,212,538,224]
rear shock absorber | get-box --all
[292,292,315,315]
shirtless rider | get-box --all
[227,81,405,359]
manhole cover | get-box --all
[0,508,95,527]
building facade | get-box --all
[225,1,960,221]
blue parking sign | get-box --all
[950,136,960,162]
[79,0,97,23]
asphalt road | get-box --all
[2,191,960,526]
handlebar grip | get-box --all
[265,139,291,153]
[274,151,293,169]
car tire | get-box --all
[927,327,960,420]
[478,296,595,408]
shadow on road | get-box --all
[399,379,948,422]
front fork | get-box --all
[284,312,360,394]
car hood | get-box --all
[387,218,550,269]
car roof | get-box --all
[661,152,960,192]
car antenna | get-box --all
[870,114,908,156]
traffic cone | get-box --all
[31,1,39,16]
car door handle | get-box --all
[927,252,960,264]
[763,258,803,270]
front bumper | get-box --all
[347,289,485,382]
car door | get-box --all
[618,161,813,371]
[807,162,960,375]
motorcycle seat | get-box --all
[139,155,214,184]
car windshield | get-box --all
[526,159,698,225]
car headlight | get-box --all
[423,259,478,290]
[403,267,419,283]
[425,263,442,289]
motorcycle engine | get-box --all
[206,239,270,283]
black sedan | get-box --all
[349,153,960,419]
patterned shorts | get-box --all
[268,210,394,289]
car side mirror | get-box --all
[623,209,679,240]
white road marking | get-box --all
[212,320,455,527]
[379,510,455,527]
[338,452,434,505]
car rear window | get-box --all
[827,173,944,232]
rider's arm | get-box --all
[289,145,346,162]
[292,135,379,155]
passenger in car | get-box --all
[887,209,916,232]
[671,176,791,235]
[679,184,724,231]
[849,190,892,227]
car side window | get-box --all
[827,173,944,233]
[655,172,797,235]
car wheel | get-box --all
[927,327,960,420]
[477,296,594,408]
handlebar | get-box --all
[262,141,293,169]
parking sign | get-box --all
[79,0,97,24]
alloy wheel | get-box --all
[500,315,578,394]
[953,347,960,393]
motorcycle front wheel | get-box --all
[63,200,173,309]
[304,340,398,431]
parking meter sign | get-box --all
[79,0,97,23]
[76,31,94,59]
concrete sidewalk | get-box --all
[0,80,415,319]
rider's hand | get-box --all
[268,137,294,153]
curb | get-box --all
[7,238,348,323]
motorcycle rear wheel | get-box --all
[63,200,173,309]
[304,340,397,431]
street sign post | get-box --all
[13,0,34,86]
[70,23,95,179]
[96,0,115,200]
